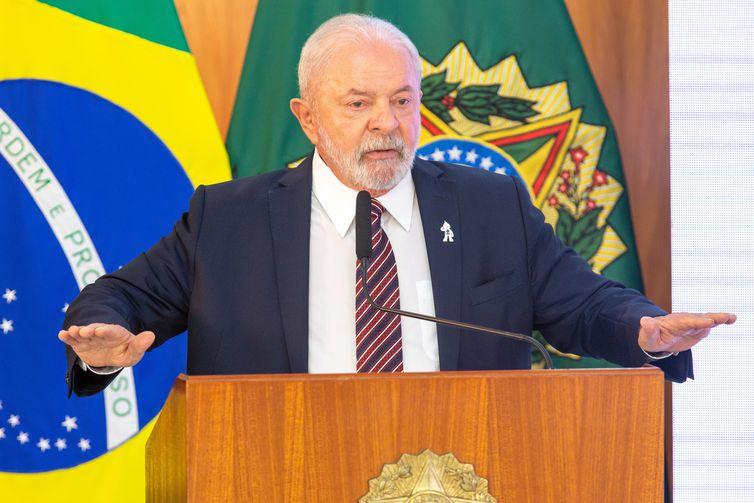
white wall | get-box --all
[670,1,754,501]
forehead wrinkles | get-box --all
[317,43,419,99]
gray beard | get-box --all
[317,126,416,192]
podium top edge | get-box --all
[178,367,663,384]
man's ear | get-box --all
[290,98,319,145]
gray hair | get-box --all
[297,13,421,101]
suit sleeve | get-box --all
[63,185,207,397]
[511,177,693,383]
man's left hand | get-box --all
[638,312,736,354]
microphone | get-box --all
[356,190,373,262]
[355,190,554,370]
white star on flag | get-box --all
[447,145,462,161]
[465,149,479,164]
[2,288,16,304]
[61,415,78,432]
[1,319,13,335]
[78,438,91,451]
[61,303,69,313]
[8,414,20,427]
[0,400,3,410]
[0,427,5,439]
[17,431,29,444]
[480,156,494,170]
[430,148,445,161]
[37,437,51,452]
[54,438,67,451]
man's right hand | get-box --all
[58,323,155,368]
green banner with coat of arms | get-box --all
[227,0,643,369]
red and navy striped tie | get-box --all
[355,199,404,372]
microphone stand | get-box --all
[358,258,554,369]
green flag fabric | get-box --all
[226,0,643,369]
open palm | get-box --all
[638,312,736,354]
[58,323,155,368]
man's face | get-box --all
[302,41,421,194]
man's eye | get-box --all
[350,101,364,108]
[397,98,411,105]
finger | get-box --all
[67,325,81,337]
[93,324,123,338]
[65,328,85,344]
[667,314,715,331]
[133,331,155,352]
[58,330,76,346]
[78,323,108,338]
[127,331,155,362]
[92,324,134,345]
[704,312,737,325]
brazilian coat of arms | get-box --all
[417,43,626,273]
[415,44,627,364]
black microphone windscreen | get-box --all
[355,190,372,260]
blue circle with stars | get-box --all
[417,137,522,179]
[0,79,190,472]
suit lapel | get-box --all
[268,155,313,373]
[413,160,462,370]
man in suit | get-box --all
[59,14,734,397]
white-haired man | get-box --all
[60,14,734,396]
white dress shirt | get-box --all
[83,150,440,375]
[308,150,440,373]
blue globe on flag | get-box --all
[0,79,191,472]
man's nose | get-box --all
[368,102,399,134]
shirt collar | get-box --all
[311,149,415,237]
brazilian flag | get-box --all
[0,0,228,500]
[228,0,645,369]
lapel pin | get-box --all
[440,220,454,243]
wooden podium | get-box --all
[146,368,664,502]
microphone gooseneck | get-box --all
[354,190,554,370]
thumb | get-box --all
[640,316,660,339]
[129,331,155,358]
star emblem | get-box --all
[0,427,5,439]
[61,303,69,313]
[1,318,13,335]
[2,288,16,304]
[464,149,479,164]
[36,437,51,452]
[54,438,67,451]
[61,415,78,432]
[447,145,462,161]
[8,414,20,427]
[17,431,29,444]
[479,156,494,170]
[78,438,91,451]
[430,147,445,162]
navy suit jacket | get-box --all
[64,156,692,396]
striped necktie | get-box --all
[355,199,404,372]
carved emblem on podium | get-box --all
[359,449,497,502]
